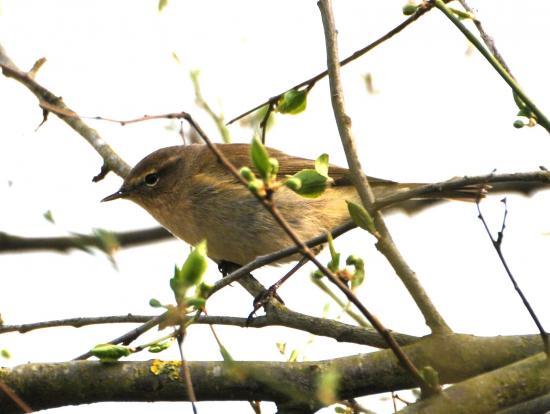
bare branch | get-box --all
[0,227,172,254]
[318,0,438,394]
[477,200,549,356]
[0,44,130,178]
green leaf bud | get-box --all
[277,89,308,115]
[315,153,330,177]
[513,119,525,129]
[149,298,163,308]
[346,201,379,237]
[91,343,132,362]
[402,4,418,15]
[240,166,256,182]
[251,137,272,180]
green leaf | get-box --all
[286,169,328,198]
[219,345,234,363]
[239,166,256,182]
[149,298,163,308]
[171,240,208,303]
[315,153,329,178]
[197,282,214,299]
[148,340,173,353]
[317,369,340,406]
[93,228,120,255]
[346,255,365,288]
[1,349,11,359]
[327,233,340,272]
[402,4,418,15]
[346,201,378,236]
[158,0,168,12]
[251,137,273,180]
[513,119,525,129]
[277,89,307,114]
[185,297,206,310]
[91,344,132,362]
[43,210,55,223]
[283,177,302,191]
[420,366,440,391]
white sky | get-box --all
[1,1,550,413]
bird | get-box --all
[102,144,482,266]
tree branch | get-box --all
[318,0,451,337]
[0,227,172,254]
[0,44,130,178]
[0,334,544,413]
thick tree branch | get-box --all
[399,352,550,414]
[0,334,544,413]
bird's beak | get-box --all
[101,188,129,202]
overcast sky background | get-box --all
[1,1,550,413]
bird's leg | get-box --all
[247,256,309,322]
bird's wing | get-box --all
[212,143,397,188]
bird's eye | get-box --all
[144,172,159,187]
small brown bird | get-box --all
[103,144,480,265]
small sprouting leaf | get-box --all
[317,369,340,406]
[346,201,379,237]
[286,169,328,198]
[196,282,214,299]
[247,179,266,197]
[315,153,329,178]
[513,119,525,129]
[158,0,168,12]
[239,166,256,182]
[185,297,206,310]
[219,345,234,363]
[327,233,340,272]
[1,349,11,359]
[402,3,418,15]
[420,366,440,391]
[148,340,173,353]
[43,210,55,223]
[346,255,365,288]
[93,228,120,256]
[283,177,302,191]
[149,298,163,308]
[268,157,279,176]
[277,89,307,115]
[288,349,299,362]
[251,137,271,179]
[276,342,286,355]
[449,7,473,20]
[171,240,208,303]
[91,344,132,362]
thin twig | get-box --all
[73,313,167,360]
[476,200,549,356]
[457,0,514,76]
[0,45,130,178]
[190,70,232,143]
[431,0,550,133]
[226,3,433,125]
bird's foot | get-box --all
[247,285,285,325]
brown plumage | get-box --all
[103,144,481,265]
